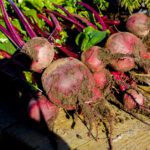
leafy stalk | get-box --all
[77,2,107,30]
[45,9,85,31]
[56,44,79,58]
[53,4,79,23]
[0,0,24,47]
[0,24,18,47]
[25,17,49,38]
[72,13,98,29]
[8,0,37,38]
[37,14,54,27]
[48,12,62,32]
[0,49,12,59]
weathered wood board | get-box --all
[48,107,150,150]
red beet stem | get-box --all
[101,16,108,20]
[48,12,62,32]
[37,14,54,27]
[0,0,24,47]
[8,0,37,38]
[53,4,77,22]
[104,20,120,25]
[45,9,85,30]
[0,49,12,59]
[56,45,79,58]
[77,2,107,30]
[72,13,98,29]
[26,17,49,38]
[0,24,19,47]
[53,3,85,30]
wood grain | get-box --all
[48,107,150,150]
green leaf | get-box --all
[0,12,16,54]
[75,26,107,51]
[0,33,16,54]
[80,34,89,51]
[12,18,27,36]
[89,30,106,44]
[25,0,44,11]
[0,21,16,54]
[75,32,83,46]
[23,71,38,90]
[55,30,68,45]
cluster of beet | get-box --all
[30,13,150,146]
[0,0,149,148]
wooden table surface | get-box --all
[49,107,150,150]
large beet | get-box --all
[42,57,114,145]
[42,57,97,110]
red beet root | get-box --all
[28,94,59,123]
[42,57,97,110]
[123,89,144,110]
[110,56,135,72]
[28,98,41,122]
[93,69,109,90]
[126,13,150,37]
[21,37,54,72]
[81,46,106,72]
[111,71,136,91]
[38,94,59,122]
[105,32,148,72]
[105,32,146,55]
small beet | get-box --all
[123,89,144,110]
[81,46,106,72]
[28,99,40,122]
[21,37,54,72]
[38,94,59,122]
[28,94,59,123]
[110,57,135,72]
[93,69,109,90]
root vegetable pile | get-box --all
[0,1,150,149]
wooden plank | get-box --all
[48,108,150,150]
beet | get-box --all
[105,32,149,72]
[21,37,54,72]
[41,57,96,110]
[28,94,59,123]
[81,46,106,73]
[93,69,109,90]
[105,32,147,55]
[126,13,150,37]
[41,57,115,143]
[110,57,135,72]
[123,89,144,110]
[38,94,59,123]
[28,98,41,122]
